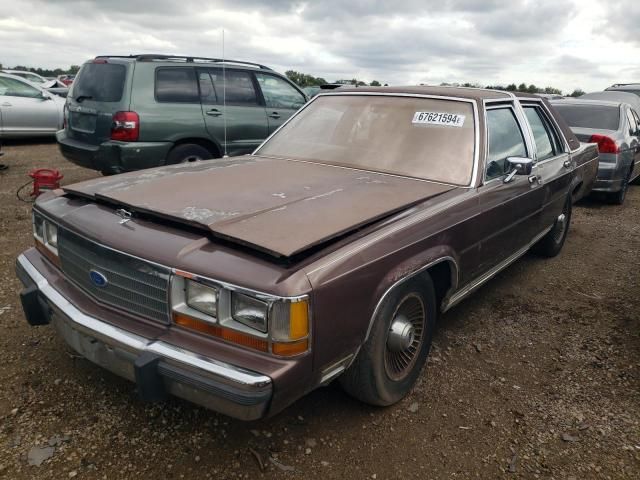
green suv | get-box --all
[57,55,307,174]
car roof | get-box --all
[581,91,640,110]
[326,85,515,101]
[89,54,274,71]
[550,98,624,107]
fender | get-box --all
[364,245,460,342]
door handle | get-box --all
[528,175,541,184]
[1,102,11,107]
[268,112,281,119]
[563,160,572,169]
[206,109,222,117]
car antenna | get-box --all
[222,29,228,158]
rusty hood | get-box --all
[63,156,455,258]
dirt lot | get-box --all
[0,141,638,480]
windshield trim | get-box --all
[253,92,480,188]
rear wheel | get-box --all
[532,195,572,258]
[609,169,631,205]
[339,276,436,406]
[166,144,214,165]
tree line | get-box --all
[285,70,585,97]
[0,62,80,76]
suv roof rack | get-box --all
[94,54,273,70]
[610,83,640,87]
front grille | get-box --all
[58,228,171,323]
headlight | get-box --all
[232,292,268,333]
[32,210,60,267]
[33,212,45,241]
[186,280,218,318]
[44,221,58,248]
[171,271,310,357]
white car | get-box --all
[0,73,65,138]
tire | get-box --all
[609,169,631,205]
[165,144,213,165]
[532,195,572,258]
[339,276,436,406]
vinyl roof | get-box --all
[330,85,513,101]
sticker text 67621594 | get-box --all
[412,112,466,127]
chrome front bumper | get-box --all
[16,254,272,420]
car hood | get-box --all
[63,156,455,258]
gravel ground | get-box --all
[0,141,638,480]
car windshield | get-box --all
[257,95,476,186]
[73,63,126,102]
[553,104,620,131]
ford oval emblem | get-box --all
[89,270,108,288]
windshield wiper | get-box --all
[75,95,93,103]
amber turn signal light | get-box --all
[173,312,269,352]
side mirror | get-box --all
[40,91,52,100]
[504,157,533,183]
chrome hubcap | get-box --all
[387,316,415,352]
[384,293,426,381]
[181,155,203,163]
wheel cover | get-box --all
[552,211,567,244]
[180,155,203,163]
[384,293,426,381]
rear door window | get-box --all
[486,108,527,180]
[625,108,637,136]
[73,63,126,102]
[524,106,562,161]
[200,68,258,107]
[155,67,199,103]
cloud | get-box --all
[0,0,637,92]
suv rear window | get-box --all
[73,63,126,102]
[553,104,620,130]
[155,68,199,103]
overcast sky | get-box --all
[1,0,638,93]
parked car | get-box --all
[551,98,640,204]
[57,55,308,174]
[0,73,65,138]
[580,90,640,115]
[57,74,75,86]
[1,70,69,97]
[605,83,640,97]
[17,86,597,420]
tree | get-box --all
[285,70,327,88]
[544,86,563,95]
[569,88,585,97]
[518,83,527,92]
[505,84,517,91]
[370,80,381,86]
[527,84,539,94]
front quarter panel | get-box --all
[304,188,479,370]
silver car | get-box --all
[551,98,640,204]
[0,73,65,138]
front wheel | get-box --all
[339,276,436,406]
[531,195,572,258]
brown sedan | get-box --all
[16,86,598,420]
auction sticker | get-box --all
[412,111,465,127]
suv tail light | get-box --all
[589,134,619,154]
[111,111,139,142]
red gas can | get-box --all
[29,169,63,197]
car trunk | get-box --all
[570,127,621,144]
[66,61,131,146]
[63,156,456,258]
